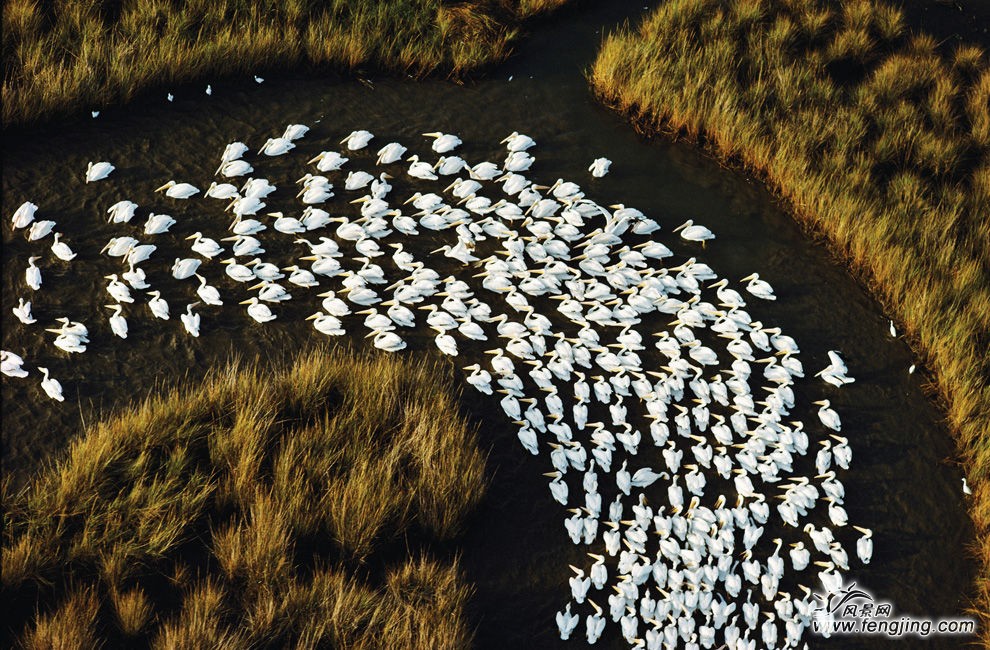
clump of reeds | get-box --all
[1,348,485,648]
[1,0,569,126]
[590,0,990,640]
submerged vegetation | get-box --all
[1,0,567,126]
[1,349,485,648]
[591,0,989,636]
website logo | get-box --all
[810,581,976,638]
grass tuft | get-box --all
[2,348,485,648]
[1,0,570,126]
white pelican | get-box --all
[180,303,201,337]
[85,161,114,183]
[186,232,224,258]
[106,200,137,223]
[104,275,134,303]
[469,161,501,180]
[270,212,306,234]
[38,367,64,401]
[144,213,176,235]
[221,234,265,257]
[242,177,276,198]
[741,273,776,300]
[344,170,374,190]
[369,329,405,351]
[194,274,223,305]
[218,160,253,177]
[225,196,265,217]
[589,157,611,177]
[504,150,534,172]
[435,156,467,175]
[308,150,348,171]
[556,603,579,640]
[853,526,873,564]
[406,155,438,180]
[25,256,42,290]
[217,141,249,172]
[27,220,55,241]
[126,244,156,266]
[423,131,462,153]
[376,142,407,164]
[122,262,149,289]
[2,351,29,377]
[105,304,128,339]
[250,281,291,303]
[147,291,170,320]
[501,131,535,151]
[171,257,201,280]
[306,311,345,335]
[155,180,200,199]
[206,182,240,199]
[282,123,309,140]
[12,201,37,228]
[673,219,715,243]
[241,297,277,323]
[257,137,294,156]
[12,298,36,324]
[341,130,374,150]
[813,399,841,431]
[221,258,255,282]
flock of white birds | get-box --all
[3,123,873,649]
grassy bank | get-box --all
[1,349,485,648]
[590,0,989,636]
[1,0,567,126]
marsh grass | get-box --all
[1,348,485,648]
[1,0,568,126]
[591,0,990,638]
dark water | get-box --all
[1,2,975,648]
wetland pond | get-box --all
[1,1,974,648]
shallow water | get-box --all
[1,1,975,648]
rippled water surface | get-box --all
[1,2,974,648]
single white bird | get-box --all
[341,130,374,150]
[673,219,715,243]
[241,297,277,323]
[39,366,65,401]
[180,303,201,337]
[12,298,36,324]
[27,220,55,241]
[2,351,29,377]
[105,304,128,339]
[12,201,38,228]
[376,142,408,165]
[106,200,138,223]
[423,131,462,153]
[85,161,114,183]
[814,399,842,431]
[171,257,202,280]
[258,137,295,156]
[741,273,776,300]
[589,157,612,177]
[25,256,42,290]
[194,274,223,306]
[155,180,200,199]
[49,233,77,261]
[144,213,176,235]
[147,291,170,320]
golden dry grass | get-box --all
[1,348,485,648]
[1,0,569,126]
[590,0,989,640]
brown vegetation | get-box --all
[1,0,569,126]
[2,348,485,648]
